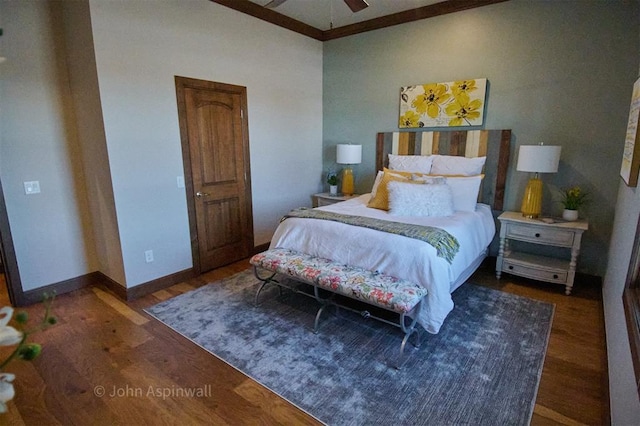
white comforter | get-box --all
[269,194,495,334]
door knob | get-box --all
[196,192,210,198]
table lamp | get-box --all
[336,144,362,196]
[516,144,561,218]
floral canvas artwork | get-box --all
[399,79,487,128]
[620,77,640,187]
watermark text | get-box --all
[94,384,212,400]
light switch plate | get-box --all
[24,181,40,195]
[177,176,185,189]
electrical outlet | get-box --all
[144,250,154,263]
[24,181,41,195]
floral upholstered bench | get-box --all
[249,248,427,368]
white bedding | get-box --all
[269,194,495,334]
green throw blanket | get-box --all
[282,208,460,264]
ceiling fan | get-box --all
[265,0,369,13]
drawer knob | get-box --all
[535,233,541,238]
[553,274,558,279]
[508,266,514,270]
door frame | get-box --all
[0,177,25,306]
[174,75,253,274]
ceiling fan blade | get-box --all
[344,0,369,13]
[265,0,288,8]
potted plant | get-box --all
[327,171,339,195]
[560,186,588,221]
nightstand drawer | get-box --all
[505,223,575,246]
[313,193,359,207]
[316,197,337,207]
[502,259,568,284]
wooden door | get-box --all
[176,77,254,273]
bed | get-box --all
[269,129,511,334]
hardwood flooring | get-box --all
[0,259,608,425]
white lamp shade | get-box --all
[516,145,561,173]
[336,144,362,165]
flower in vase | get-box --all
[0,296,55,413]
[560,186,588,210]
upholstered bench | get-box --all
[249,248,427,368]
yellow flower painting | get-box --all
[445,93,483,126]
[411,83,451,119]
[399,78,486,128]
[398,110,422,128]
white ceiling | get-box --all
[248,0,441,31]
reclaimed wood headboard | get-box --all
[376,130,511,211]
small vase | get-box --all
[329,185,338,196]
[562,209,579,221]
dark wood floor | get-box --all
[0,259,607,425]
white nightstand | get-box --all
[313,192,359,207]
[495,211,588,295]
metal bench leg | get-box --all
[314,304,329,334]
[253,266,278,307]
[394,301,423,370]
[312,285,338,333]
[396,328,423,369]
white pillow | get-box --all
[387,181,454,217]
[388,154,434,173]
[412,174,446,185]
[436,175,483,212]
[431,155,486,176]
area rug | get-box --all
[145,269,554,426]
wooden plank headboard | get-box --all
[376,129,511,211]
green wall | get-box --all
[323,0,639,277]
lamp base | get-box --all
[341,167,354,196]
[520,177,543,219]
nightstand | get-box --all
[313,192,359,207]
[495,211,588,295]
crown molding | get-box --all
[211,0,509,42]
[211,0,324,40]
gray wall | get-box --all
[87,0,323,286]
[61,0,125,285]
[603,8,640,422]
[323,0,639,278]
[0,1,100,290]
[0,0,323,289]
[604,182,640,424]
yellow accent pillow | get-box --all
[383,167,428,179]
[368,170,420,210]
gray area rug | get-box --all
[146,269,554,425]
